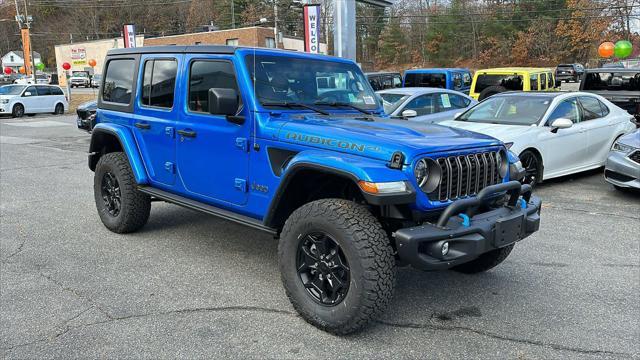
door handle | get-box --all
[134,122,151,130]
[177,129,197,138]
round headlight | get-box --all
[497,150,508,178]
[414,159,429,187]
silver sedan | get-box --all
[377,87,477,123]
[604,129,640,191]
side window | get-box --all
[140,59,177,108]
[539,73,547,90]
[463,72,472,87]
[103,59,135,104]
[530,74,539,90]
[579,96,605,121]
[548,98,581,124]
[404,94,435,116]
[24,86,37,96]
[453,73,462,89]
[188,60,240,114]
[547,72,554,88]
[382,76,393,89]
[36,86,51,95]
[50,87,63,95]
[435,93,469,111]
[393,75,402,88]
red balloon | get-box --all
[88,59,97,67]
[3,67,11,75]
[62,62,71,70]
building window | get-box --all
[10,55,14,62]
[265,37,276,48]
[226,38,239,46]
[195,41,201,45]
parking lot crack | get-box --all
[38,272,114,320]
[544,205,640,221]
[376,319,629,357]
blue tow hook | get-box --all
[458,213,470,227]
[519,198,527,209]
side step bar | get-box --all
[138,186,277,235]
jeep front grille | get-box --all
[630,150,640,164]
[430,151,502,202]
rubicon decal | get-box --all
[285,132,381,152]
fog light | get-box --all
[441,241,449,256]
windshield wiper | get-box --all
[314,101,374,115]
[262,101,330,115]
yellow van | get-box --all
[469,67,560,100]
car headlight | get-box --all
[497,150,508,178]
[414,159,429,188]
[0,99,9,104]
[612,141,636,154]
[413,158,441,193]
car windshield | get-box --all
[457,95,552,125]
[582,72,640,91]
[474,74,524,93]
[245,54,380,110]
[0,85,26,95]
[72,72,88,78]
[404,73,446,88]
[379,93,410,114]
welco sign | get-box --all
[303,4,321,54]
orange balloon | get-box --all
[18,66,25,74]
[88,59,97,67]
[598,42,615,58]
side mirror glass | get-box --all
[23,91,31,97]
[208,88,239,116]
[402,109,418,118]
[550,118,573,129]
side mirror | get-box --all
[402,109,418,118]
[23,91,32,97]
[208,87,239,115]
[550,118,573,132]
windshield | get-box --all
[457,95,552,125]
[474,74,524,93]
[582,72,640,91]
[245,54,380,110]
[0,85,26,95]
[379,93,410,114]
[404,73,446,88]
[72,72,88,78]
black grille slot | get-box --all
[630,151,640,164]
[427,150,502,202]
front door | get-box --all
[131,55,180,186]
[21,86,40,112]
[176,55,250,206]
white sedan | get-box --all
[377,87,477,123]
[0,84,68,117]
[440,91,636,186]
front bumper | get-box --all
[393,181,541,271]
[604,151,640,189]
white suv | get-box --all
[0,84,68,117]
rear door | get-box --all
[131,55,180,186]
[578,96,616,165]
[176,54,250,205]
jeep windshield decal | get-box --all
[285,132,381,153]
[245,54,381,113]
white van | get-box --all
[0,84,68,117]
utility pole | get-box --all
[14,0,35,82]
[23,0,36,83]
[273,0,278,48]
[231,0,235,28]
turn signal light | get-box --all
[358,181,408,194]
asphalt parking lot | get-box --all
[1,113,638,359]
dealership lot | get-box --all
[0,114,638,359]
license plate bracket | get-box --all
[494,213,524,247]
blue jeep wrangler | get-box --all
[89,46,540,334]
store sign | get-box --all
[71,47,86,66]
[123,24,136,48]
[303,5,321,54]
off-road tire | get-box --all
[94,152,151,233]
[12,103,24,118]
[278,198,396,335]
[478,85,507,101]
[452,244,515,274]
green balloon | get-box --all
[614,40,633,59]
[36,62,45,70]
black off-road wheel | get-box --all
[452,244,515,274]
[12,103,24,118]
[519,150,542,188]
[94,152,151,233]
[279,199,396,335]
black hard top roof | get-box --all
[107,45,238,56]
[365,71,401,76]
[586,68,640,73]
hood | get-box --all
[0,94,17,100]
[277,114,502,162]
[618,129,640,148]
[439,120,535,143]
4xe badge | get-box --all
[251,182,269,193]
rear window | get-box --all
[103,59,135,104]
[582,72,640,91]
[557,65,574,70]
[404,73,446,88]
[50,87,63,95]
[474,74,523,93]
